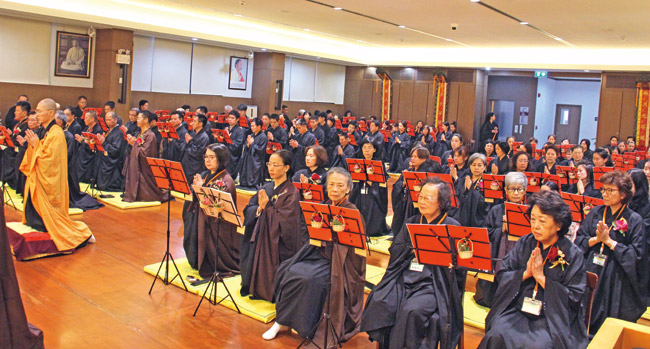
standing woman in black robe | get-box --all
[361,177,465,349]
[488,141,510,175]
[566,161,602,199]
[239,149,306,301]
[350,140,389,237]
[454,153,490,227]
[480,112,499,149]
[480,190,588,348]
[625,169,650,306]
[182,143,239,276]
[264,168,366,344]
[292,145,328,201]
[574,171,647,334]
[388,121,411,173]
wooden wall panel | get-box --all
[131,91,251,114]
[412,83,429,123]
[446,83,460,124]
[358,80,374,117]
[371,80,382,117]
[398,82,416,121]
[0,82,95,118]
[426,83,436,125]
[344,79,361,115]
[596,89,623,145]
[392,83,401,120]
[620,89,638,139]
[283,101,344,116]
[457,83,478,137]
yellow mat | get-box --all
[364,264,387,294]
[144,258,277,323]
[642,307,650,320]
[171,191,192,201]
[236,187,257,196]
[388,173,401,179]
[80,183,161,210]
[463,291,489,330]
[3,185,83,215]
[369,235,392,255]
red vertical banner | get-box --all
[432,74,448,128]
[376,68,392,122]
[636,81,650,149]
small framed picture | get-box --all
[228,56,248,90]
[55,31,92,78]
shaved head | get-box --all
[39,98,57,112]
[36,98,57,126]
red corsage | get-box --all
[136,138,144,146]
[613,218,628,236]
[214,179,227,191]
[547,246,558,261]
[310,173,321,184]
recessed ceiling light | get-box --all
[304,28,310,31]
[234,13,242,17]
[520,21,528,25]
[554,37,562,41]
[584,69,590,72]
[333,7,342,10]
[261,48,267,51]
[356,40,364,43]
[398,25,406,29]
[191,38,198,41]
[316,57,321,60]
[470,0,480,2]
[445,38,452,42]
[485,67,491,71]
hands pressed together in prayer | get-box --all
[523,247,546,288]
[193,173,204,187]
[185,133,193,143]
[24,130,39,148]
[126,134,136,146]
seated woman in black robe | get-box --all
[292,145,328,202]
[263,167,366,344]
[510,151,532,173]
[447,146,470,194]
[488,141,510,175]
[361,176,465,349]
[574,171,647,334]
[533,144,559,174]
[240,149,306,302]
[441,133,463,172]
[628,169,650,306]
[474,172,527,307]
[454,152,490,227]
[480,190,588,348]
[566,161,602,199]
[182,143,240,278]
[350,140,389,237]
[390,146,440,236]
[592,147,613,167]
[388,121,411,173]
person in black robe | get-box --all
[122,111,170,203]
[266,113,288,149]
[479,112,499,149]
[433,121,453,157]
[240,149,307,301]
[95,112,126,192]
[71,95,87,123]
[181,114,210,182]
[317,112,332,155]
[447,146,470,189]
[182,143,240,277]
[441,133,463,172]
[388,122,411,173]
[308,114,325,146]
[3,94,27,129]
[54,111,103,211]
[160,111,188,163]
[574,170,647,334]
[289,119,316,172]
[3,102,29,192]
[363,119,384,161]
[474,172,527,307]
[566,162,602,199]
[454,153,490,227]
[628,169,650,305]
[238,118,268,190]
[346,121,362,152]
[488,141,510,175]
[361,177,465,349]
[326,117,341,163]
[480,190,588,348]
[73,110,103,184]
[329,133,356,169]
[350,140,389,237]
[292,145,328,202]
[533,144,559,174]
[264,167,366,345]
[581,139,593,161]
[63,107,83,136]
[123,108,140,137]
[224,111,246,178]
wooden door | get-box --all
[554,104,582,143]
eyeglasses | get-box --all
[507,187,525,193]
[266,162,285,168]
[418,194,438,203]
[600,188,619,195]
[203,155,216,160]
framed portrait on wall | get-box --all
[229,56,248,90]
[55,31,92,78]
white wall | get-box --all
[283,57,346,104]
[534,79,600,144]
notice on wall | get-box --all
[519,107,529,125]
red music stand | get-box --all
[512,141,523,152]
[541,173,560,186]
[238,115,249,128]
[447,225,493,273]
[505,202,530,241]
[593,167,613,190]
[120,127,128,141]
[348,133,357,146]
[429,156,441,165]
[0,126,16,148]
[342,116,356,126]
[83,107,103,120]
[556,165,578,186]
[82,132,106,153]
[405,121,415,137]
[622,153,637,169]
[558,144,575,158]
[560,192,604,223]
[212,130,233,144]
[293,182,325,203]
[266,141,282,154]
[156,122,180,140]
[482,174,505,201]
[403,171,459,208]
[154,110,170,118]
[335,119,343,130]
[146,158,190,294]
[184,112,196,130]
[217,114,227,124]
[346,159,387,183]
[358,120,367,132]
[0,127,17,208]
[635,150,646,162]
[96,115,108,132]
[380,130,392,142]
[447,157,454,168]
[159,114,171,121]
[523,172,543,193]
[206,112,219,123]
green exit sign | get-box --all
[535,71,548,78]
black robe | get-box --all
[125,120,139,137]
[226,124,246,178]
[480,234,588,349]
[390,161,441,236]
[350,162,389,237]
[473,203,508,307]
[75,123,103,184]
[160,124,188,163]
[388,132,411,173]
[566,181,602,199]
[533,161,557,175]
[67,119,83,136]
[63,129,103,211]
[238,130,268,189]
[488,155,510,175]
[274,199,366,343]
[574,205,647,334]
[480,121,499,146]
[181,129,209,183]
[0,120,23,191]
[291,131,316,172]
[96,126,126,192]
[329,144,356,169]
[629,194,650,306]
[309,127,325,147]
[122,129,171,203]
[239,179,307,301]
[454,177,490,228]
[292,167,328,202]
[4,105,17,129]
[267,125,288,149]
[364,130,384,160]
[361,213,465,349]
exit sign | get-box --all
[535,71,548,78]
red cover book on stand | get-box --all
[0,126,15,148]
[505,202,530,240]
[346,159,387,184]
[212,130,233,144]
[593,167,613,190]
[556,166,578,186]
[482,174,505,201]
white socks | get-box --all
[88,234,96,244]
[262,322,289,340]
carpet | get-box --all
[80,183,161,210]
[2,185,83,215]
[6,222,74,260]
[463,291,489,330]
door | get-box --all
[554,104,582,144]
[488,99,515,140]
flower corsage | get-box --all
[612,218,628,237]
[548,246,570,271]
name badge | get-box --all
[521,297,542,316]
[593,253,607,266]
[360,187,367,195]
[409,259,424,272]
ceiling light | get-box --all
[398,25,406,29]
[584,69,590,72]
[470,0,480,2]
[304,28,310,31]
[191,38,198,41]
[485,67,491,71]
[333,7,342,10]
[316,57,321,60]
[520,22,528,25]
[261,48,267,51]
[555,37,562,41]
[234,13,242,17]
[445,38,452,42]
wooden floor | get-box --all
[5,184,486,348]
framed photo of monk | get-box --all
[55,31,92,78]
[228,56,248,90]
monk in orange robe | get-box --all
[20,98,94,251]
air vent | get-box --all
[606,75,637,89]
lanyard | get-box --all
[204,169,226,187]
[599,204,626,254]
[420,213,447,225]
[532,241,555,300]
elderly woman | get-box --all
[480,190,588,348]
[574,171,647,334]
[474,172,527,307]
[361,177,465,349]
[263,167,366,344]
[455,152,490,227]
[292,145,329,201]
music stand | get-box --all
[482,174,505,202]
[212,130,233,144]
[184,112,196,130]
[523,172,543,193]
[293,182,325,203]
[81,132,108,198]
[504,202,530,241]
[358,120,367,132]
[192,186,243,316]
[297,201,367,349]
[96,115,108,132]
[379,130,391,142]
[266,141,282,154]
[147,158,191,294]
[0,126,16,209]
[238,115,249,128]
[429,155,441,165]
[403,171,459,208]
[560,192,604,223]
[593,167,613,190]
[558,144,574,159]
[541,173,560,187]
[348,134,357,146]
[334,119,343,130]
[156,122,180,140]
[346,159,387,183]
[556,166,578,187]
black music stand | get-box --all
[0,126,17,209]
[147,158,191,294]
[297,201,367,349]
[192,186,242,316]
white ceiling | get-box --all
[2,0,650,69]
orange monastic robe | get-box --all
[20,124,92,250]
